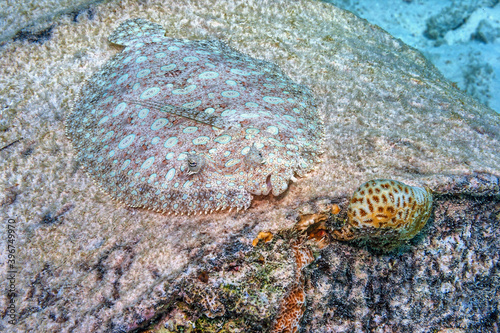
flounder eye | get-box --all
[186,153,205,175]
[244,143,264,167]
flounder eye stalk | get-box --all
[244,143,264,167]
[186,153,205,175]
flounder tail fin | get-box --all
[108,18,166,46]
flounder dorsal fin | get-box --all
[108,18,166,46]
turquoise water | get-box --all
[324,0,500,114]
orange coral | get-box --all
[252,231,274,246]
[331,203,341,215]
[272,241,314,333]
[271,283,305,333]
[291,240,315,273]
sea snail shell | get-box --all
[334,179,433,251]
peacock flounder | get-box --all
[66,18,323,214]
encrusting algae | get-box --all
[271,240,315,333]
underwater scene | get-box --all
[0,0,499,332]
[326,0,500,114]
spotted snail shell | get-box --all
[334,179,433,252]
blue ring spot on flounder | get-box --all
[221,109,237,117]
[101,95,113,104]
[164,137,178,148]
[183,56,199,62]
[230,68,251,76]
[214,135,232,144]
[183,100,201,108]
[246,128,260,134]
[199,71,219,79]
[266,126,279,135]
[263,96,284,104]
[148,173,157,183]
[151,118,168,130]
[121,159,131,170]
[98,116,109,125]
[172,84,197,95]
[137,69,151,78]
[102,131,114,142]
[140,87,160,99]
[193,136,210,145]
[221,90,240,98]
[141,156,155,169]
[161,64,176,71]
[113,102,127,117]
[136,56,148,63]
[225,159,240,167]
[138,108,149,119]
[117,74,129,84]
[183,126,198,134]
[118,134,135,149]
[165,168,176,181]
[65,18,324,214]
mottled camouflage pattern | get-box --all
[66,18,323,214]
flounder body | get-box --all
[66,18,323,214]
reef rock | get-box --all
[0,0,499,332]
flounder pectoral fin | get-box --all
[159,104,226,129]
[125,99,225,129]
[108,18,166,46]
